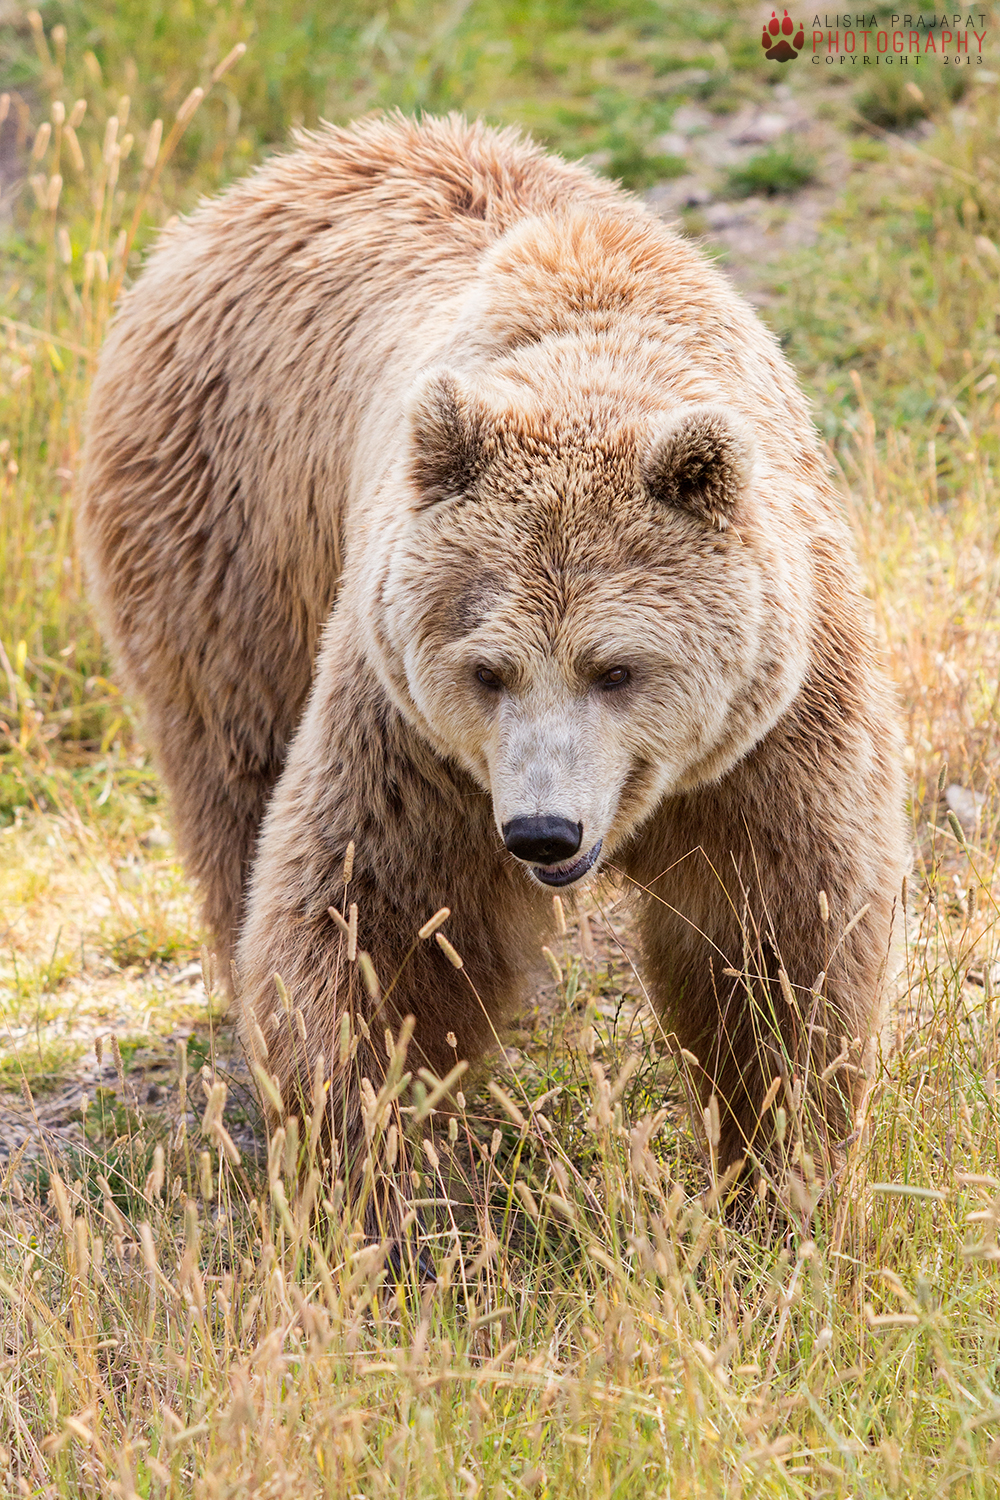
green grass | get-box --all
[855,71,967,131]
[773,89,1000,443]
[1,4,999,1497]
[726,143,816,197]
[8,0,759,193]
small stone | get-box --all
[671,104,713,136]
[141,826,172,849]
[730,112,792,147]
[653,132,689,158]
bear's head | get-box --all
[370,366,812,890]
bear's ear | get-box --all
[641,405,754,532]
[407,369,487,509]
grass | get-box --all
[726,143,816,197]
[855,72,967,132]
[775,92,1000,440]
[1,3,999,1497]
[3,0,761,196]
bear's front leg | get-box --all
[235,629,553,1240]
[625,670,907,1173]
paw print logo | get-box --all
[761,10,805,61]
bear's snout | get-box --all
[502,815,582,865]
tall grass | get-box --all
[7,0,756,186]
[2,903,998,1496]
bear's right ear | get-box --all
[407,369,487,509]
[641,404,754,532]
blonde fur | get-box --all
[80,115,908,1203]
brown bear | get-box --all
[80,114,907,1227]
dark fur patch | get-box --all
[408,371,486,507]
[642,405,753,532]
[446,570,505,634]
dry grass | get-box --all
[0,13,999,1499]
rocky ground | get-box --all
[644,84,847,296]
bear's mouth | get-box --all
[531,840,603,888]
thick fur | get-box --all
[80,115,907,1200]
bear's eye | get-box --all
[598,666,630,690]
[476,666,503,690]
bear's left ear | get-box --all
[407,368,487,510]
[641,405,754,532]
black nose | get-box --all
[502,815,583,865]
